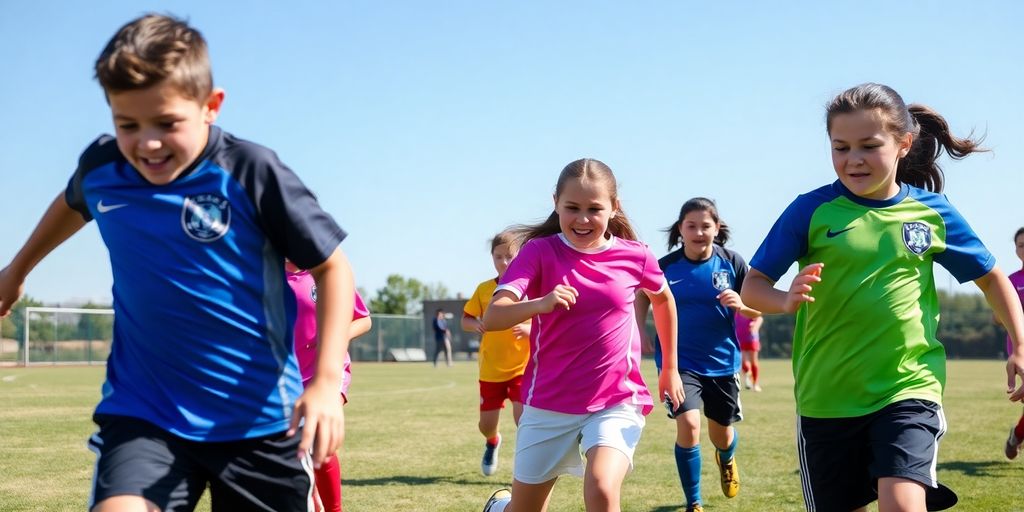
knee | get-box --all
[583,477,619,506]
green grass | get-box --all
[2,360,1023,511]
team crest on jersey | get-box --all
[902,222,932,255]
[712,270,731,291]
[181,194,231,242]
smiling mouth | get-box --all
[141,156,172,167]
[572,228,593,236]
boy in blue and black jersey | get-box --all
[0,13,353,512]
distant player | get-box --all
[287,261,372,512]
[742,83,1024,511]
[1002,227,1024,460]
[481,158,684,512]
[0,14,354,511]
[736,312,764,392]
[636,197,760,512]
[462,231,530,476]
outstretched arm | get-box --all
[974,268,1024,401]
[645,285,684,409]
[0,194,87,317]
[741,264,823,315]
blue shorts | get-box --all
[88,414,314,512]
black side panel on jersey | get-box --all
[715,245,749,294]
[213,130,347,269]
[65,135,123,222]
[657,247,686,272]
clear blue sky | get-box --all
[1,1,1022,304]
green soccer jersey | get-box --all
[751,181,994,418]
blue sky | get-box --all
[1,1,1022,304]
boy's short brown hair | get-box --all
[95,14,212,100]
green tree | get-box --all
[77,302,114,340]
[1,295,45,343]
[370,274,450,315]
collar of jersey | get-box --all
[832,180,909,208]
[557,233,616,254]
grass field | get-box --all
[2,360,1023,511]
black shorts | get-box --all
[667,370,742,426]
[88,415,313,512]
[798,399,947,511]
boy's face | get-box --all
[108,81,224,185]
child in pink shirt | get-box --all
[481,158,684,512]
[287,261,371,512]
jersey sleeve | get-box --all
[638,244,666,293]
[65,135,122,222]
[353,290,370,320]
[750,194,817,281]
[216,139,347,270]
[926,194,996,283]
[724,248,750,294]
[496,238,542,300]
[464,283,486,318]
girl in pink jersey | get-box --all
[286,261,372,512]
[480,158,684,512]
[736,312,764,392]
[1004,227,1024,460]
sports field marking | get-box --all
[2,375,16,382]
[356,380,456,396]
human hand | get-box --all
[288,379,344,469]
[1007,350,1024,402]
[0,266,26,318]
[716,289,744,310]
[784,263,823,314]
[538,284,578,313]
[659,370,684,411]
[512,322,531,339]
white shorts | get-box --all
[513,403,646,484]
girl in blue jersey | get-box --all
[742,83,1024,512]
[635,197,760,512]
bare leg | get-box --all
[506,478,557,512]
[582,446,631,512]
[877,477,926,512]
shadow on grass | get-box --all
[344,474,495,487]
[937,459,1013,477]
[650,507,684,512]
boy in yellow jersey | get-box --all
[463,231,531,476]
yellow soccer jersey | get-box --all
[464,278,531,382]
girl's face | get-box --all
[1015,234,1024,265]
[554,178,619,250]
[491,243,515,278]
[829,108,913,201]
[680,209,719,259]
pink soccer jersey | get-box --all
[287,270,369,398]
[1008,269,1024,356]
[497,234,666,415]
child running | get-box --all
[481,158,684,512]
[462,231,531,476]
[635,197,760,512]
[0,14,354,511]
[287,261,372,512]
[736,312,764,392]
[741,83,1024,511]
[1003,227,1024,460]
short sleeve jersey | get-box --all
[65,127,347,441]
[1008,270,1024,355]
[288,269,369,397]
[653,245,748,377]
[497,234,665,415]
[750,181,994,418]
[464,278,530,382]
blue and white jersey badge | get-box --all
[310,284,317,303]
[902,222,932,255]
[181,194,231,242]
[712,270,732,291]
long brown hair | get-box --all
[510,158,638,248]
[825,83,986,193]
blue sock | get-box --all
[675,443,702,506]
[718,429,738,463]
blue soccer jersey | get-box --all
[65,126,346,441]
[654,245,748,377]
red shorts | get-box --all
[739,338,761,352]
[479,376,523,411]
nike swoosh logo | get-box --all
[826,226,855,238]
[96,200,128,213]
[668,279,684,285]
